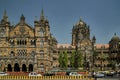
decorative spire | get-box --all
[45,16,49,22]
[40,9,44,20]
[92,35,96,43]
[3,10,8,22]
[20,14,25,24]
[79,16,82,22]
[35,16,38,21]
[114,33,116,36]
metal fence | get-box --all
[0,76,94,80]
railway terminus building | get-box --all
[0,10,58,72]
[0,10,120,72]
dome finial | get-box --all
[79,16,82,22]
[114,33,116,36]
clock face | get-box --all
[0,28,5,36]
[19,26,25,33]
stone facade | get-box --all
[0,10,58,72]
[57,19,120,71]
[0,10,120,72]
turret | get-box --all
[92,35,96,44]
[20,14,25,24]
[40,9,44,21]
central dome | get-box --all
[111,33,120,41]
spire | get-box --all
[45,16,49,22]
[79,16,82,22]
[92,35,96,43]
[3,10,8,22]
[40,9,44,20]
[114,32,116,36]
[20,14,25,24]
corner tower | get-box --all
[72,18,91,48]
[71,18,93,70]
[34,9,55,72]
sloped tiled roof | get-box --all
[57,44,75,48]
[95,44,109,49]
[57,43,109,49]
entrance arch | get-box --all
[22,64,27,72]
[14,63,20,72]
[7,64,12,72]
[28,64,33,72]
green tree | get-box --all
[58,51,68,69]
[93,50,97,64]
[70,51,75,68]
[63,51,68,69]
[58,51,63,68]
[77,50,83,67]
[100,53,108,70]
[74,50,83,68]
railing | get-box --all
[0,76,94,80]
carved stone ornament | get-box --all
[19,26,25,33]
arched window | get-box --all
[31,40,36,45]
[40,39,44,48]
[40,63,44,72]
[31,51,35,57]
[40,50,44,58]
[10,51,14,56]
[39,28,44,36]
[10,39,14,45]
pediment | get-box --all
[9,23,34,37]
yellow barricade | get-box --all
[0,75,94,80]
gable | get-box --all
[10,23,34,37]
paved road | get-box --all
[97,77,120,80]
[95,74,120,80]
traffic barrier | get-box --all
[0,76,94,80]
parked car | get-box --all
[69,72,82,76]
[0,72,8,76]
[95,72,105,78]
[106,71,115,77]
[29,72,42,76]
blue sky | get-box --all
[0,0,120,44]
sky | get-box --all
[0,0,120,44]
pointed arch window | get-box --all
[10,39,14,46]
[40,39,44,48]
[10,51,14,56]
[40,63,44,72]
[39,28,44,36]
[31,51,35,57]
[40,50,44,58]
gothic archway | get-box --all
[14,63,20,72]
[22,64,27,72]
[7,64,12,72]
[28,64,33,72]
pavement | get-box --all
[96,77,120,80]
